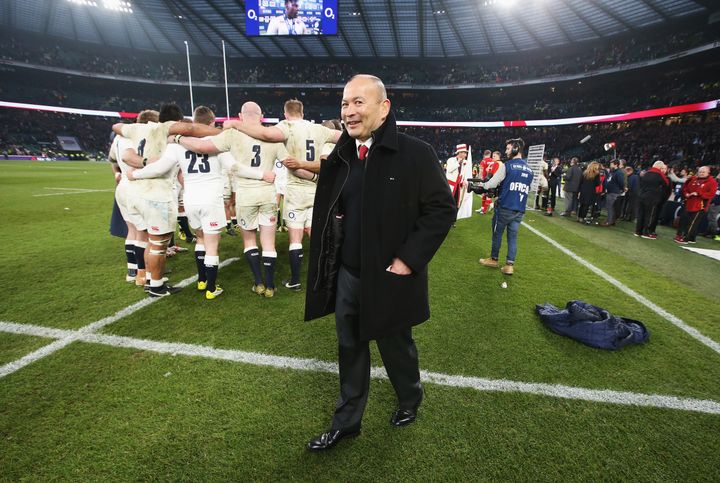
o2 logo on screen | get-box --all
[245,0,338,36]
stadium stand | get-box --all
[1,22,717,86]
[2,49,718,164]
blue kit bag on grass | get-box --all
[536,300,649,350]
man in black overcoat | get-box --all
[305,74,456,451]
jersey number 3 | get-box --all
[186,151,210,173]
[251,145,261,167]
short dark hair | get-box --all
[159,104,184,122]
[505,138,525,150]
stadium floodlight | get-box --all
[102,0,133,13]
[482,0,518,7]
[66,0,133,14]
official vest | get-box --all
[497,158,534,212]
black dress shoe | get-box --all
[307,428,360,452]
[390,408,418,427]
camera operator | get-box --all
[478,138,534,275]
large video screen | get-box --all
[245,0,338,36]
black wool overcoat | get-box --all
[304,111,456,341]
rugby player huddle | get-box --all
[108,100,341,299]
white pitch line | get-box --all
[0,338,77,379]
[0,258,240,378]
[43,187,103,191]
[522,221,720,355]
[0,320,719,416]
[33,189,114,197]
[33,166,90,170]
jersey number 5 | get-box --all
[186,151,210,173]
[306,140,315,162]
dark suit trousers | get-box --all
[677,210,706,242]
[331,266,423,431]
[636,200,661,235]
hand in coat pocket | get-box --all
[386,257,412,276]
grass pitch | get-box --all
[1,161,719,481]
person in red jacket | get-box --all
[477,150,502,214]
[476,150,493,214]
[674,166,718,244]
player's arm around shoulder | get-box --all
[129,146,179,180]
[170,122,221,138]
[175,134,222,155]
[112,122,127,136]
[225,121,286,143]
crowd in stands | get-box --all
[389,79,720,122]
[0,110,113,159]
[3,60,718,126]
[2,26,718,169]
[407,115,719,167]
[1,25,716,86]
[2,105,717,173]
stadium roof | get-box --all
[2,0,712,58]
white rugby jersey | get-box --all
[119,121,177,202]
[275,119,334,188]
[211,129,288,190]
[131,142,235,206]
[108,135,136,178]
[121,121,175,159]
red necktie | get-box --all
[358,145,369,161]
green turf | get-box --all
[536,209,718,298]
[1,161,719,480]
[1,343,719,482]
[0,333,52,366]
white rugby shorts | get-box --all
[186,200,226,234]
[237,203,278,231]
[115,180,144,229]
[134,197,177,235]
[283,185,315,229]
